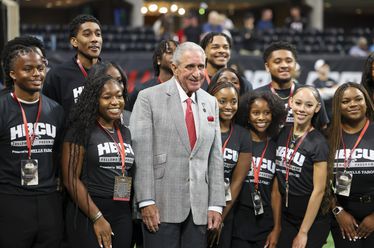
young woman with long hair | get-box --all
[62,73,134,248]
[276,85,330,248]
[232,91,286,248]
[207,70,252,248]
[328,82,374,248]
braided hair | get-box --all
[1,44,38,91]
[152,39,179,76]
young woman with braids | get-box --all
[328,82,374,247]
[360,53,374,101]
[207,68,252,248]
[275,85,330,248]
[232,91,286,248]
[62,73,134,248]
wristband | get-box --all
[91,211,103,223]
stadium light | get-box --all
[141,6,148,14]
[159,7,168,14]
[178,8,185,16]
[170,4,178,13]
[149,4,158,12]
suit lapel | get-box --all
[166,79,191,153]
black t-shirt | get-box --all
[238,139,277,208]
[333,123,374,197]
[256,83,329,125]
[43,56,90,117]
[221,124,252,180]
[276,126,328,196]
[275,126,328,219]
[232,139,277,242]
[0,93,64,195]
[65,125,135,198]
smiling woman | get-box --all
[275,85,330,248]
[207,75,252,248]
[61,71,135,248]
[233,91,286,248]
[328,82,374,248]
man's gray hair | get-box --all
[172,42,206,66]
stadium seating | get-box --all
[20,23,374,54]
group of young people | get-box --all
[0,13,374,248]
[206,67,374,248]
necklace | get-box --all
[290,133,300,149]
[97,120,115,133]
[105,127,115,134]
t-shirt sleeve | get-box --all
[238,125,252,153]
[309,132,328,163]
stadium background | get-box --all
[1,0,374,93]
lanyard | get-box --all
[252,139,269,191]
[269,82,295,106]
[221,125,234,154]
[341,119,369,171]
[76,58,88,78]
[97,121,126,176]
[12,92,42,159]
[284,126,310,183]
[204,69,211,85]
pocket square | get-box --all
[207,116,214,122]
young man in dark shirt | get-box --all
[256,41,329,125]
[1,35,47,90]
[42,14,102,117]
[0,40,64,248]
[200,32,232,90]
[127,39,178,111]
[200,32,252,93]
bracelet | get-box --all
[91,211,103,223]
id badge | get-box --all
[21,159,38,186]
[251,191,264,215]
[335,171,353,197]
[224,178,232,202]
[113,176,132,201]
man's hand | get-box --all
[141,204,160,232]
[207,210,222,230]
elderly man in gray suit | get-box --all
[130,42,225,248]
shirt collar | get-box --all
[175,79,197,104]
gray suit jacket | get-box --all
[130,77,225,225]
